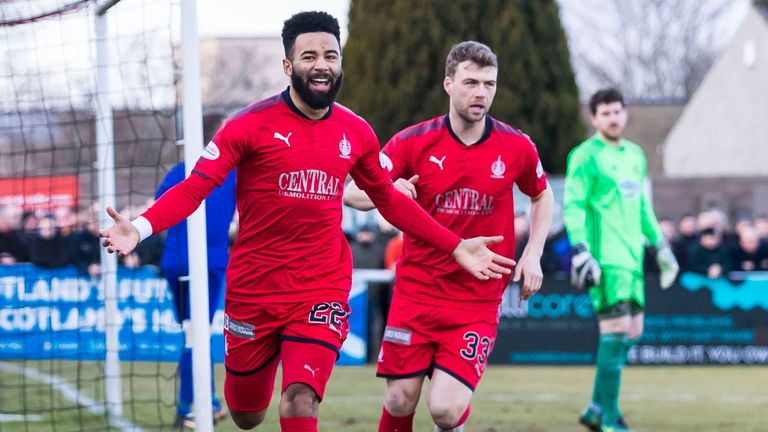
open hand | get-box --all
[452,236,515,280]
[99,207,140,256]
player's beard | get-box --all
[291,70,344,110]
[457,110,485,125]
[456,104,487,125]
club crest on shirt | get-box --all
[619,179,641,200]
[202,141,220,160]
[491,155,506,179]
[339,133,351,159]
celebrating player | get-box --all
[100,12,515,432]
[343,41,554,432]
[563,88,679,432]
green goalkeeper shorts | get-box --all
[588,268,645,318]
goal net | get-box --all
[0,1,186,430]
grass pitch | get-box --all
[0,362,766,431]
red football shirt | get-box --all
[142,90,460,305]
[382,115,548,311]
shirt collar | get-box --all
[444,115,493,146]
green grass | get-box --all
[1,361,767,431]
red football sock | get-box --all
[379,406,414,432]
[279,416,317,432]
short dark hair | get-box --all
[281,11,340,58]
[588,88,625,115]
[445,41,497,78]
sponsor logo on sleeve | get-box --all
[383,326,412,345]
[536,159,544,178]
[379,152,393,171]
[202,141,220,160]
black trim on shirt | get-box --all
[191,169,211,180]
[281,87,333,121]
[444,114,493,146]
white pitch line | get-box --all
[0,362,145,432]
[0,413,43,422]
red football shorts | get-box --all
[223,298,350,412]
[376,293,498,390]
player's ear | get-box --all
[282,58,292,77]
[443,76,452,96]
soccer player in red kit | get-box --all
[344,41,554,432]
[100,13,516,432]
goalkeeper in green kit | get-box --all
[563,88,679,432]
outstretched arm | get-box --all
[343,175,419,211]
[350,136,514,279]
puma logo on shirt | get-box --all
[429,155,446,170]
[274,131,292,147]
[304,364,320,377]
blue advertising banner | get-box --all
[491,273,768,365]
[0,264,368,365]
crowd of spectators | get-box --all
[342,207,768,281]
[0,201,163,276]
[3,203,767,283]
[656,209,768,277]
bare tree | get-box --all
[558,0,749,101]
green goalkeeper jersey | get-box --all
[563,134,662,274]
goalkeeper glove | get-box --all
[570,243,601,290]
[656,242,679,289]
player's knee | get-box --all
[384,383,419,415]
[230,409,266,430]
[280,383,319,418]
[429,400,465,430]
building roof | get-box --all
[663,4,768,177]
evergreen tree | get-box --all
[341,0,583,173]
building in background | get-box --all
[664,2,768,177]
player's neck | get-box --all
[289,86,330,120]
[597,131,622,147]
[448,111,486,146]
